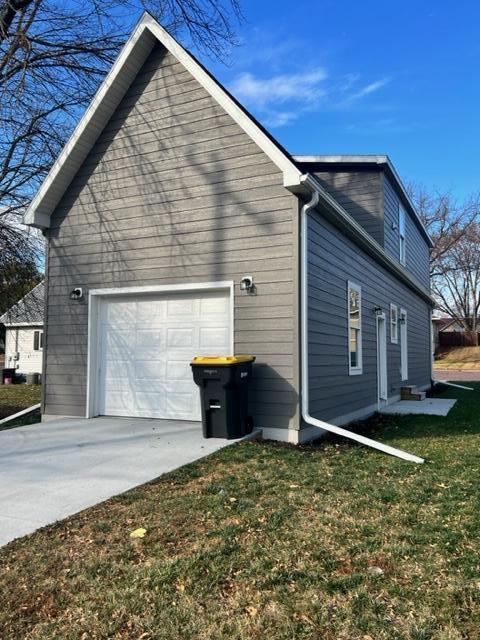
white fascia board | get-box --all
[293,154,388,164]
[3,323,43,327]
[24,13,302,229]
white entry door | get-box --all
[400,308,408,381]
[376,313,388,404]
[97,289,231,421]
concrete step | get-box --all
[401,386,426,401]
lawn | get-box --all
[1,384,479,639]
[434,346,480,370]
[0,384,41,420]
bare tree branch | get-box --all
[0,0,242,270]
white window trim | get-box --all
[347,281,363,375]
[86,281,234,419]
[390,303,398,344]
[399,204,406,266]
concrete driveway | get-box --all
[0,417,235,547]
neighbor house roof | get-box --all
[0,281,45,326]
[293,155,433,248]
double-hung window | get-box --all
[348,282,363,375]
[399,204,406,265]
[390,304,398,344]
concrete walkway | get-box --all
[381,398,457,416]
[0,417,237,547]
[434,369,480,382]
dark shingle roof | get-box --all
[0,281,45,325]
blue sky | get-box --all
[204,0,480,199]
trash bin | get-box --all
[190,355,255,439]
[26,372,41,385]
[2,368,16,385]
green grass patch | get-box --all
[1,384,479,639]
[0,384,41,421]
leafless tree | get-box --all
[409,184,480,340]
[431,222,480,343]
[408,183,480,277]
[0,0,241,268]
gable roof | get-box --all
[23,12,304,229]
[293,155,433,248]
[0,281,45,326]
[21,14,433,304]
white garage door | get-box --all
[98,289,231,421]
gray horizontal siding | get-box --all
[384,176,430,289]
[44,43,299,430]
[312,170,384,244]
[307,208,431,423]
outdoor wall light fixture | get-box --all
[240,275,255,293]
[374,306,383,317]
[69,287,84,301]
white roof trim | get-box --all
[24,13,302,229]
[293,154,433,247]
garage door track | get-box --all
[0,417,234,547]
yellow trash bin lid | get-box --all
[191,355,255,366]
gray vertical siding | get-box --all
[383,176,430,289]
[312,170,384,245]
[44,43,300,430]
[307,207,431,424]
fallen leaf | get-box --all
[130,527,147,539]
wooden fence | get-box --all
[439,331,480,347]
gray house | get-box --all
[24,14,433,450]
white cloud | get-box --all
[342,78,390,104]
[228,66,390,128]
[230,69,328,110]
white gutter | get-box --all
[0,403,41,426]
[300,186,424,464]
[435,380,474,391]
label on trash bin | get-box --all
[240,372,248,378]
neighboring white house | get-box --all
[0,282,44,376]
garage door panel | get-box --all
[98,289,230,420]
[199,327,229,349]
[167,297,198,318]
[166,391,196,419]
[134,359,167,381]
[104,301,137,325]
[135,391,166,413]
[167,327,194,348]
[200,294,229,315]
[135,328,165,350]
[136,299,167,322]
[104,330,135,358]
